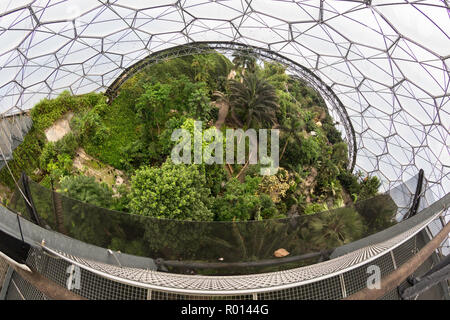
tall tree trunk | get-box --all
[214,100,229,130]
[279,134,291,162]
[231,106,243,127]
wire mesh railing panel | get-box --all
[0,256,8,291]
[25,247,147,300]
[9,177,401,276]
[0,184,447,300]
[150,291,253,300]
[392,235,420,268]
[342,252,396,297]
[5,272,49,300]
[257,276,343,300]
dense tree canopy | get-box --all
[128,160,214,221]
[1,50,394,270]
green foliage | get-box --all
[229,72,280,128]
[338,170,361,196]
[136,82,172,141]
[212,176,279,221]
[1,50,383,246]
[355,194,397,235]
[306,207,364,248]
[39,142,57,171]
[59,175,114,209]
[359,176,381,200]
[323,116,343,144]
[331,142,349,169]
[56,133,78,157]
[31,91,102,131]
[186,86,214,120]
[298,136,320,166]
[46,153,73,182]
[39,133,79,171]
[205,165,227,197]
[128,160,214,221]
[0,91,101,189]
[191,53,233,90]
[0,127,46,188]
[288,79,327,110]
[136,52,231,93]
[81,92,139,169]
[261,62,289,91]
[71,105,110,146]
[259,193,280,219]
[303,110,317,132]
[258,168,295,204]
[157,116,188,155]
[232,49,257,74]
[304,202,329,215]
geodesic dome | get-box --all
[0,1,449,301]
[0,0,448,206]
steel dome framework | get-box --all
[0,0,449,301]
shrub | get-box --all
[304,202,329,215]
[298,137,320,165]
[31,91,102,131]
[47,153,73,182]
[59,175,114,208]
[258,168,295,204]
[355,194,397,235]
[259,193,280,219]
[71,108,109,145]
[338,170,361,196]
[331,142,348,168]
[187,86,213,120]
[56,133,78,157]
[307,207,364,249]
[39,133,79,171]
[212,176,278,221]
[128,160,214,221]
[0,127,46,188]
[39,142,57,170]
[359,176,381,200]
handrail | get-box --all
[345,220,450,300]
[1,193,447,297]
[36,202,444,295]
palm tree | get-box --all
[229,73,279,129]
[191,54,215,82]
[232,50,257,74]
[212,90,243,128]
[307,207,364,250]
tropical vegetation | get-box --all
[0,48,397,268]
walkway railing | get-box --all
[0,192,448,299]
